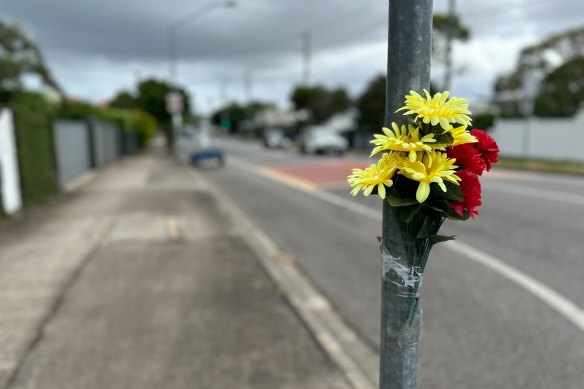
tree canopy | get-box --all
[290,85,352,124]
[135,79,191,125]
[0,18,60,98]
[534,56,584,117]
[494,26,584,117]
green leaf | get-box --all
[417,217,434,239]
[427,235,455,244]
[397,204,422,223]
[444,207,470,221]
[431,181,464,202]
[435,131,454,145]
[387,194,419,207]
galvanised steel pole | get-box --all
[380,1,433,388]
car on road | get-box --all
[262,128,292,149]
[300,130,348,155]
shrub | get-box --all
[10,91,58,207]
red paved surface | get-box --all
[267,160,370,188]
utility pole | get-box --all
[302,31,311,86]
[443,0,456,90]
[380,1,432,388]
[244,72,252,101]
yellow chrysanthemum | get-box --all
[447,125,478,146]
[348,153,401,199]
[399,150,461,203]
[370,122,437,161]
[397,90,472,130]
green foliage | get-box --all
[473,113,495,131]
[494,27,584,117]
[131,110,157,148]
[534,56,584,117]
[0,18,61,95]
[290,85,352,124]
[357,75,386,132]
[109,90,136,109]
[211,101,272,133]
[57,99,157,147]
[9,91,58,207]
[57,100,97,119]
[97,108,134,133]
[432,14,470,66]
[136,79,190,124]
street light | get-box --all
[168,1,237,85]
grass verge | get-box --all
[498,157,584,175]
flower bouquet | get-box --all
[347,90,500,386]
[348,90,499,266]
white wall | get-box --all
[490,113,584,162]
[0,109,22,214]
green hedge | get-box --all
[58,101,157,147]
[10,92,58,207]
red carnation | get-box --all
[446,144,486,176]
[471,129,499,171]
[450,170,482,219]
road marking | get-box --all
[166,216,180,240]
[258,167,317,191]
[228,156,584,333]
[487,182,584,206]
[446,240,584,332]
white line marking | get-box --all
[228,155,584,333]
[487,182,584,206]
[445,240,584,332]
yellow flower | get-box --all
[397,90,472,130]
[348,153,401,199]
[399,150,461,203]
[370,122,437,161]
[447,125,477,146]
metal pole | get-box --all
[168,26,178,84]
[443,0,455,90]
[302,31,311,86]
[380,1,432,388]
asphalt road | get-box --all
[202,138,584,389]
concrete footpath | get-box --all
[0,150,353,389]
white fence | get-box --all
[490,113,584,161]
[0,109,22,214]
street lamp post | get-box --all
[168,1,236,85]
[166,1,236,151]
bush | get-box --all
[57,100,96,119]
[473,113,495,131]
[10,91,58,207]
[132,110,157,148]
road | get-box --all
[201,138,584,389]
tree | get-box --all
[211,101,272,133]
[356,75,386,133]
[432,13,471,89]
[290,85,352,124]
[109,90,136,109]
[135,79,190,125]
[534,56,584,117]
[493,27,584,117]
[0,18,60,99]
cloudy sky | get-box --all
[2,0,583,113]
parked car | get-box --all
[262,128,292,149]
[300,130,348,155]
[176,123,224,167]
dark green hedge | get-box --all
[10,92,58,207]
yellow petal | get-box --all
[416,182,430,203]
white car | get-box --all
[301,130,348,155]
